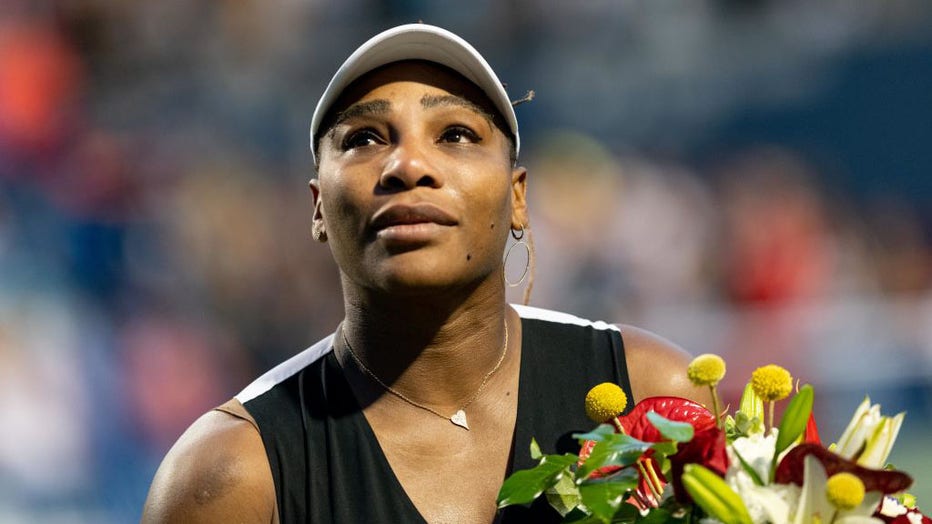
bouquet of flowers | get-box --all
[497,354,929,523]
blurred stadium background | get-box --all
[1,1,930,522]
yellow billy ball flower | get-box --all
[687,354,726,386]
[750,364,793,401]
[585,382,628,423]
[826,472,865,510]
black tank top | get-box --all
[237,306,635,523]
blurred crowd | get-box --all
[1,1,931,522]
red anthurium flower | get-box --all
[616,396,718,438]
[578,397,725,508]
[775,443,912,494]
[668,423,728,503]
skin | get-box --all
[141,60,711,524]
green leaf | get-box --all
[649,441,679,458]
[644,440,677,481]
[574,468,639,523]
[579,479,629,523]
[731,447,765,486]
[592,465,640,489]
[546,471,582,516]
[498,453,579,508]
[573,424,618,443]
[561,507,599,523]
[775,384,814,457]
[608,503,640,523]
[635,507,676,523]
[576,434,654,480]
[649,498,695,523]
[651,452,673,479]
[647,411,695,443]
[530,438,543,461]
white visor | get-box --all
[309,23,520,164]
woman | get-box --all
[142,23,708,523]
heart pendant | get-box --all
[450,409,469,430]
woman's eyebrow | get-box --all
[420,94,494,123]
[332,99,391,128]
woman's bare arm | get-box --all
[141,410,276,524]
[619,324,713,407]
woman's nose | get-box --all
[379,139,443,190]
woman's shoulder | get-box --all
[512,306,710,406]
[615,324,712,407]
[141,404,276,523]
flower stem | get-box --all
[709,385,722,429]
[612,416,626,434]
[768,400,775,435]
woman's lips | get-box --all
[370,203,457,245]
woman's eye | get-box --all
[342,129,383,150]
[439,126,480,144]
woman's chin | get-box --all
[365,263,494,298]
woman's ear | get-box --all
[510,166,529,229]
[309,178,327,242]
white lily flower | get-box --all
[833,396,905,469]
[835,397,882,459]
[857,412,904,469]
[721,431,799,523]
[727,467,796,523]
[791,455,884,524]
[730,431,778,482]
[793,455,832,524]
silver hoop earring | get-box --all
[502,239,530,287]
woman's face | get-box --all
[314,61,527,296]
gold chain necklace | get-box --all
[340,318,509,430]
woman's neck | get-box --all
[337,277,513,411]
